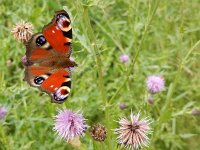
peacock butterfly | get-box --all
[24,10,77,104]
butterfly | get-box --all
[24,10,77,104]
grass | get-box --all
[0,0,200,149]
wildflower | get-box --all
[146,75,165,94]
[191,108,200,116]
[0,106,7,120]
[11,21,33,43]
[21,55,28,66]
[53,109,87,142]
[119,54,129,63]
[90,123,107,141]
[114,112,152,149]
[119,102,127,110]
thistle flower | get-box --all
[119,102,127,110]
[11,21,33,43]
[146,75,165,94]
[53,109,87,142]
[114,112,152,149]
[119,54,129,63]
[90,123,107,141]
[21,55,28,66]
[0,106,7,120]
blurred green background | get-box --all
[0,0,200,149]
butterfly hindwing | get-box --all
[25,67,71,103]
[41,69,71,103]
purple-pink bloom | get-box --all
[119,54,129,63]
[146,75,165,94]
[0,106,7,120]
[53,109,87,141]
[119,102,127,110]
[21,55,29,66]
[114,112,152,149]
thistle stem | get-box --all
[109,0,161,104]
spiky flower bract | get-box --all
[11,21,33,43]
[146,75,165,94]
[90,123,107,141]
[53,109,87,142]
[114,112,152,149]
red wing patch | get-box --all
[43,23,71,55]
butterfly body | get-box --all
[24,10,76,103]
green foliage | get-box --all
[0,0,200,149]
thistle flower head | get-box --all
[21,55,28,66]
[53,109,87,142]
[90,123,107,141]
[11,21,33,43]
[114,112,152,149]
[0,106,7,120]
[146,75,165,94]
[120,54,129,63]
[119,102,127,110]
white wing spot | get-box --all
[56,26,59,30]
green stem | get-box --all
[75,0,106,105]
[154,39,200,140]
[74,0,111,148]
[109,0,161,104]
[161,39,200,116]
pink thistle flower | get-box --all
[146,75,165,94]
[119,54,129,63]
[21,55,29,66]
[53,109,87,142]
[119,102,127,110]
[0,106,7,120]
[114,112,152,149]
